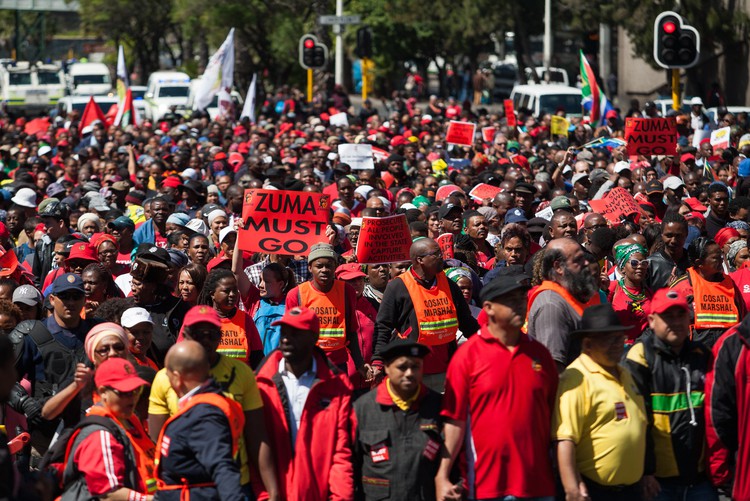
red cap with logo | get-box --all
[94,357,149,392]
[271,306,320,335]
[335,263,366,281]
[183,305,222,328]
[66,243,99,264]
[649,288,690,315]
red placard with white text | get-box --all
[446,121,476,147]
[482,126,496,143]
[504,99,516,127]
[468,183,502,202]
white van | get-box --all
[523,67,570,86]
[67,62,112,96]
[1,61,66,114]
[144,71,191,121]
[510,84,582,118]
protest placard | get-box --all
[550,115,570,136]
[372,146,389,163]
[330,112,349,127]
[437,233,454,259]
[445,121,476,147]
[692,129,710,147]
[504,99,516,127]
[238,189,330,255]
[588,187,642,225]
[482,126,496,143]
[338,143,374,170]
[534,206,554,221]
[468,183,502,202]
[355,215,412,264]
[436,184,464,202]
[624,117,677,156]
[710,126,731,150]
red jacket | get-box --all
[705,315,750,500]
[252,349,354,501]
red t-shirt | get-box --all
[442,327,558,499]
[74,430,137,496]
[608,281,652,343]
[730,267,750,311]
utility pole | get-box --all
[599,24,611,94]
[543,0,552,79]
[334,0,343,85]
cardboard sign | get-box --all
[437,233,454,259]
[239,189,330,255]
[338,143,374,170]
[329,112,349,127]
[445,121,476,147]
[504,99,516,127]
[534,206,554,221]
[588,187,642,225]
[550,115,570,136]
[481,126,496,143]
[355,215,412,264]
[710,126,731,150]
[468,183,502,202]
[624,117,677,156]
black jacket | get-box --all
[625,329,712,483]
[646,249,690,291]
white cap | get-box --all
[121,307,153,329]
[614,161,631,174]
[11,187,37,208]
[314,125,326,133]
[691,97,704,106]
[572,173,589,185]
[181,168,198,180]
[219,225,236,245]
[38,145,52,156]
[663,175,685,191]
[185,218,210,237]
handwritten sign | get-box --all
[355,215,412,264]
[338,143,374,170]
[588,187,642,225]
[445,121,476,147]
[468,183,502,202]
[624,117,677,156]
[437,233,454,260]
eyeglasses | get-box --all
[95,343,126,357]
[419,250,443,259]
[108,387,143,398]
[629,259,649,268]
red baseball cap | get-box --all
[680,153,696,163]
[335,263,366,281]
[214,152,227,161]
[162,176,182,189]
[683,197,707,212]
[207,255,231,272]
[271,306,320,335]
[685,211,705,223]
[183,305,222,329]
[66,243,98,264]
[94,357,149,392]
[649,288,690,315]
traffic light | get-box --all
[654,11,700,69]
[299,34,328,70]
[355,27,372,59]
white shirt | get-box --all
[279,357,316,449]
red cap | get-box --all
[700,138,711,145]
[605,110,618,119]
[680,153,696,163]
[228,152,244,168]
[649,288,690,315]
[206,255,231,272]
[271,306,320,335]
[685,211,705,223]
[66,243,99,264]
[162,176,182,189]
[94,357,149,392]
[714,227,740,248]
[57,139,69,148]
[683,197,707,212]
[214,152,227,160]
[238,142,250,154]
[513,155,529,170]
[335,263,366,281]
[183,305,222,328]
[233,125,247,136]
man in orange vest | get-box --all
[372,237,479,392]
[285,242,366,376]
[527,238,601,372]
[154,340,245,501]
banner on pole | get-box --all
[239,189,330,255]
[550,115,570,136]
[355,215,412,264]
[624,117,677,156]
[481,126,496,143]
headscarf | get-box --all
[477,206,498,223]
[726,220,750,233]
[91,232,117,250]
[727,240,748,272]
[445,266,472,283]
[77,213,101,234]
[207,209,227,227]
[715,227,741,249]
[85,322,128,362]
[614,243,647,271]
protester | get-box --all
[122,307,159,370]
[608,241,652,345]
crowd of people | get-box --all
[0,86,749,501]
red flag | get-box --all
[24,117,50,137]
[115,88,138,127]
[79,97,106,137]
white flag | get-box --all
[114,45,129,126]
[240,74,257,122]
[194,28,235,113]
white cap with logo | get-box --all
[121,307,154,329]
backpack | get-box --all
[38,416,137,499]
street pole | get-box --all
[671,69,681,110]
[543,0,552,78]
[307,69,313,103]
[361,59,368,101]
[599,24,611,95]
[335,0,344,85]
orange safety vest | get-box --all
[687,268,740,329]
[154,392,245,500]
[86,405,158,494]
[299,281,347,351]
[524,280,602,333]
[217,309,251,363]
[399,271,458,346]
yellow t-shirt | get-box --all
[553,353,647,486]
[148,354,262,484]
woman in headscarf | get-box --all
[76,213,101,238]
[92,233,129,277]
[206,209,228,251]
[727,239,750,273]
[608,242,652,346]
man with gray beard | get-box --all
[526,238,602,372]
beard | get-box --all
[561,266,599,303]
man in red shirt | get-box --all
[437,272,558,501]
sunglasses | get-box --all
[95,343,126,357]
[56,292,85,301]
[629,259,649,268]
[108,387,143,398]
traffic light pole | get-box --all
[362,58,368,100]
[334,0,344,85]
[671,69,681,111]
[307,69,313,103]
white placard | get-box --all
[330,112,349,127]
[338,143,374,170]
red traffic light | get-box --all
[304,39,315,49]
[663,21,676,33]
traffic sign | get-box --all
[319,15,361,25]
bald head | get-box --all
[165,340,210,384]
[410,237,439,262]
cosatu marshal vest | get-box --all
[217,309,252,363]
[299,281,347,351]
[687,268,740,329]
[399,271,458,345]
[524,280,601,333]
